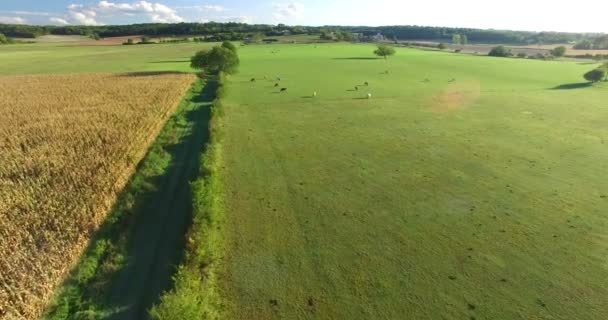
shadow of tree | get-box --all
[551,83,592,90]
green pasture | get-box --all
[0,42,213,75]
[219,44,608,319]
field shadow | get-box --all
[44,78,216,320]
[551,83,592,90]
[120,71,191,77]
[149,60,190,64]
[332,57,381,60]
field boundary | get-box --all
[42,76,214,320]
[149,72,227,320]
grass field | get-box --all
[0,42,213,75]
[218,44,608,319]
[1,40,608,320]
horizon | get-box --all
[0,0,607,34]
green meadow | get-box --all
[2,41,607,319]
[219,44,608,319]
[0,42,213,74]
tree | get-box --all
[550,46,566,57]
[452,34,461,45]
[0,33,7,44]
[140,36,153,44]
[191,46,240,74]
[583,69,606,83]
[517,52,527,58]
[574,40,593,50]
[374,44,396,59]
[221,41,237,53]
[601,63,608,81]
[488,46,512,57]
[461,34,468,45]
[437,43,447,50]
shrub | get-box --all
[374,44,396,59]
[191,46,240,75]
[517,52,527,58]
[550,46,567,57]
[488,46,512,57]
[437,43,447,50]
[1,33,9,44]
[221,41,237,53]
[574,40,593,50]
[139,36,154,44]
[584,69,606,82]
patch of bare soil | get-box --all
[427,80,481,113]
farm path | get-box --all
[106,79,214,320]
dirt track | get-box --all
[104,80,213,319]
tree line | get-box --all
[1,22,605,46]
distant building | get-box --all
[372,33,385,42]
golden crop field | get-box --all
[0,73,195,319]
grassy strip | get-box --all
[43,78,206,320]
[149,73,227,320]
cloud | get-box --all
[273,2,304,21]
[68,4,101,25]
[96,1,183,23]
[177,5,225,12]
[50,17,70,25]
[0,16,27,24]
[63,1,184,25]
[206,15,253,23]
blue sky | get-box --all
[0,0,607,33]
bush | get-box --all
[517,52,527,58]
[374,44,396,59]
[123,38,134,45]
[584,69,606,82]
[437,43,447,50]
[454,49,462,53]
[550,46,566,57]
[221,41,237,53]
[191,46,240,75]
[574,40,593,50]
[488,46,512,57]
[0,33,9,44]
[139,36,154,44]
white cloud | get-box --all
[63,1,184,25]
[96,1,184,23]
[208,15,253,23]
[68,4,101,25]
[273,2,304,21]
[177,5,225,12]
[50,17,70,25]
[0,16,27,24]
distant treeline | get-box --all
[0,22,605,46]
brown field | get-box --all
[74,35,144,46]
[0,73,195,319]
[402,40,608,56]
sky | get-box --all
[0,0,607,33]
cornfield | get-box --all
[0,73,195,319]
